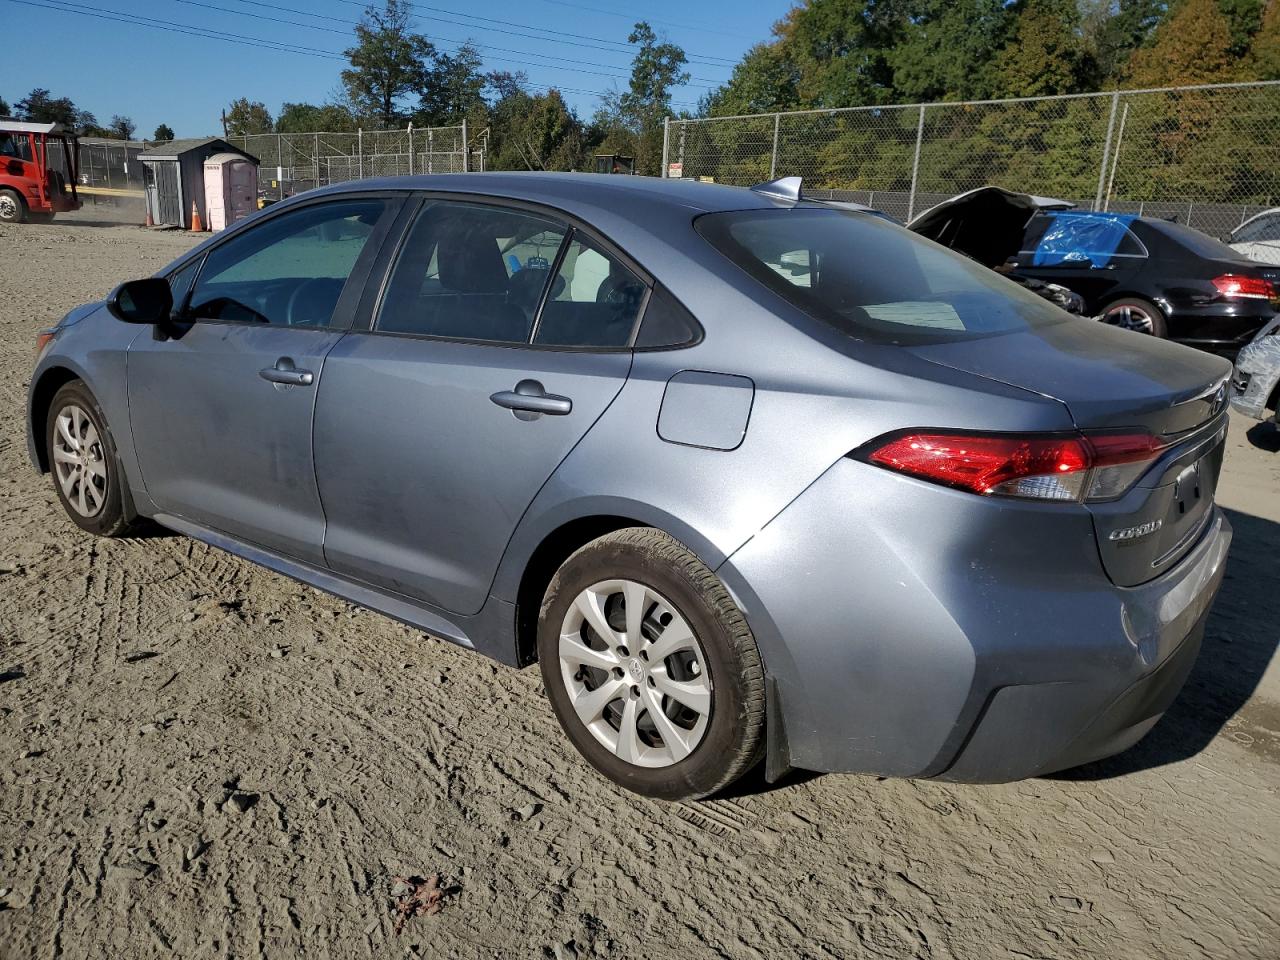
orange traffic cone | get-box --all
[190,200,203,232]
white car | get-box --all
[1228,208,1280,265]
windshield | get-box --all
[696,208,1069,345]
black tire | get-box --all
[0,188,26,224]
[537,527,765,800]
[45,381,138,537]
[1102,296,1167,337]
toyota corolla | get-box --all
[28,173,1233,799]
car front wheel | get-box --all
[537,528,765,800]
[46,381,138,537]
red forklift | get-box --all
[0,120,81,223]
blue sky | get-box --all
[0,0,786,138]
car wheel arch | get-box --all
[509,507,728,668]
[30,365,87,473]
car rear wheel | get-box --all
[537,528,765,800]
[46,381,138,537]
[0,189,25,224]
[1102,296,1167,337]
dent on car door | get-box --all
[313,198,648,615]
[127,196,399,564]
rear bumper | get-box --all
[718,458,1232,781]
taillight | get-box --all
[863,429,1166,502]
[1212,274,1275,300]
[35,328,57,356]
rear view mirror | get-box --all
[107,278,172,324]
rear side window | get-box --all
[377,201,567,343]
[533,232,647,348]
[696,208,1068,344]
[1019,213,1146,268]
[1232,213,1280,244]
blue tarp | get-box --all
[1030,212,1138,268]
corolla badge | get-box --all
[1109,519,1164,542]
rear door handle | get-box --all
[259,357,314,386]
[490,379,572,419]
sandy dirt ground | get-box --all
[1,209,1278,960]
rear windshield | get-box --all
[1151,218,1249,261]
[696,207,1068,344]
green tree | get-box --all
[700,43,799,116]
[107,115,136,140]
[992,0,1094,97]
[275,102,357,132]
[1127,0,1240,85]
[888,0,1009,102]
[342,0,434,127]
[15,88,96,131]
[0,96,9,117]
[152,123,175,141]
[490,85,587,170]
[417,42,487,126]
[595,22,689,175]
[223,98,274,135]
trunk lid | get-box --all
[909,319,1232,586]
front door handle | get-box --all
[490,379,572,419]
[259,357,314,386]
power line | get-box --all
[170,0,723,86]
[4,0,705,108]
[327,0,740,66]
[525,0,757,42]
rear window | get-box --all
[1153,217,1252,261]
[696,207,1068,344]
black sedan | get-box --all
[1011,211,1278,349]
[910,189,1278,351]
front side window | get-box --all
[186,199,386,327]
[533,232,647,347]
[377,201,567,342]
[166,257,202,312]
[1018,213,1146,268]
[697,207,1068,345]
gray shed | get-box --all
[139,137,257,229]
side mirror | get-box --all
[107,278,173,324]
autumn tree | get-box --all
[1127,0,1240,85]
[342,0,434,127]
[1250,0,1280,79]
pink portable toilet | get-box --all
[202,152,258,231]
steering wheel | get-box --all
[285,277,337,326]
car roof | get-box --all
[305,172,786,217]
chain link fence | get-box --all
[45,124,487,202]
[664,80,1280,237]
[227,124,486,199]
